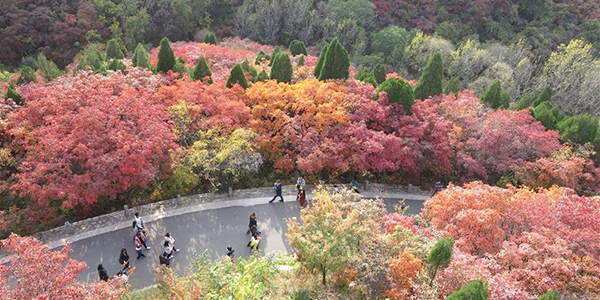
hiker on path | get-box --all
[133,212,144,232]
[118,248,130,271]
[297,176,306,190]
[98,264,109,282]
[298,186,307,207]
[136,230,150,249]
[268,181,284,203]
[165,232,180,253]
[226,246,235,263]
[164,241,174,259]
[351,178,360,193]
[247,232,261,251]
[246,213,259,235]
[134,235,146,259]
[159,253,170,267]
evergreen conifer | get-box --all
[318,39,350,81]
[289,40,308,56]
[314,44,329,78]
[444,78,461,94]
[226,64,249,89]
[269,47,282,66]
[446,280,488,300]
[373,63,387,85]
[192,57,212,83]
[16,66,36,85]
[376,77,415,114]
[132,43,151,69]
[203,33,218,45]
[256,70,269,82]
[156,37,176,73]
[5,85,22,105]
[298,55,305,66]
[108,59,126,71]
[427,237,455,285]
[105,39,125,60]
[270,53,293,83]
[481,80,503,109]
[414,52,444,100]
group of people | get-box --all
[269,176,308,207]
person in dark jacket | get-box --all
[159,253,170,266]
[118,248,130,271]
[98,264,109,281]
[268,181,284,203]
[246,213,259,234]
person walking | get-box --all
[134,235,146,259]
[133,212,144,232]
[163,241,174,259]
[165,232,179,253]
[136,230,150,249]
[351,178,360,193]
[226,246,235,263]
[159,253,170,267]
[98,264,109,282]
[298,186,307,207]
[297,176,306,190]
[247,232,261,251]
[246,213,259,235]
[118,248,130,271]
[268,181,284,203]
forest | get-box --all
[1,0,600,299]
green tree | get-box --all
[533,102,558,129]
[256,70,269,82]
[435,21,461,44]
[314,44,329,78]
[132,43,151,69]
[36,53,62,82]
[533,86,552,107]
[5,86,22,105]
[355,70,377,87]
[269,46,282,66]
[255,51,269,65]
[156,37,176,73]
[371,26,413,56]
[376,78,415,114]
[537,290,558,300]
[414,52,444,100]
[16,66,36,85]
[83,46,104,72]
[270,53,293,83]
[298,55,305,66]
[105,39,125,60]
[318,38,350,81]
[446,279,489,300]
[226,64,249,89]
[557,114,599,144]
[173,57,188,77]
[107,59,126,71]
[242,59,258,82]
[427,237,454,285]
[192,57,212,83]
[289,40,307,56]
[480,80,503,109]
[444,78,461,94]
[203,32,218,45]
[373,63,387,85]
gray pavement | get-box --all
[67,195,426,289]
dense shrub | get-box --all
[36,53,62,82]
[107,58,126,71]
[105,39,125,60]
[373,63,386,85]
[557,114,599,144]
[446,280,489,300]
[444,78,460,94]
[480,80,506,109]
[289,40,307,56]
[533,101,558,129]
[203,33,218,45]
[355,70,377,87]
[16,66,36,85]
[132,43,151,70]
[376,77,414,114]
[4,86,21,105]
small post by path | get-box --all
[228,186,233,198]
[64,221,73,234]
[176,194,182,206]
[124,205,129,217]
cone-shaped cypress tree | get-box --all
[298,55,305,66]
[5,85,22,105]
[85,47,104,72]
[444,77,460,94]
[203,33,218,45]
[313,44,329,78]
[255,51,269,65]
[226,64,249,89]
[500,90,511,109]
[289,40,308,56]
[108,58,126,71]
[376,77,415,114]
[373,63,387,85]
[355,70,377,87]
[105,39,125,60]
[132,43,151,69]
[481,80,503,109]
[414,52,444,100]
[446,280,488,300]
[16,66,36,85]
[192,57,213,83]
[256,70,269,82]
[270,53,293,83]
[318,38,350,81]
[156,37,176,73]
[269,46,282,66]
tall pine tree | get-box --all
[270,53,293,83]
[156,37,176,73]
[318,39,350,81]
[414,52,444,100]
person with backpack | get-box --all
[268,181,284,203]
[247,232,261,251]
[163,241,174,259]
[97,264,109,282]
[134,235,146,259]
[118,248,130,271]
[246,213,259,235]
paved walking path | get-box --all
[66,191,429,289]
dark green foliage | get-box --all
[256,70,269,82]
[241,59,258,82]
[107,59,126,71]
[373,63,387,85]
[551,106,566,122]
[132,43,151,70]
[444,78,461,94]
[537,290,558,300]
[203,33,218,45]
[192,57,212,83]
[355,70,377,87]
[318,39,350,81]
[5,85,22,105]
[289,40,308,56]
[298,55,305,66]
[156,37,176,73]
[511,93,538,110]
[480,80,503,109]
[446,279,489,300]
[16,66,36,85]
[533,102,558,129]
[414,52,444,100]
[376,78,415,114]
[255,51,269,65]
[269,46,282,67]
[533,86,552,107]
[36,53,62,82]
[292,290,311,300]
[500,91,511,109]
[84,46,104,72]
[427,237,454,284]
[270,53,293,83]
[173,57,187,77]
[226,64,249,89]
[557,114,599,145]
[105,39,125,60]
[313,44,329,78]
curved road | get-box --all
[67,194,427,289]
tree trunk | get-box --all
[321,265,327,285]
[429,266,438,286]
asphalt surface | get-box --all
[68,197,425,289]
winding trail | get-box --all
[66,192,429,289]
